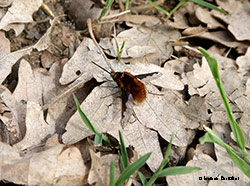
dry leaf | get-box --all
[59,37,104,85]
[0,31,10,58]
[236,47,250,76]
[186,53,244,125]
[14,101,55,151]
[61,58,187,171]
[0,0,43,27]
[41,50,60,69]
[182,96,210,129]
[88,150,120,186]
[0,0,13,7]
[212,2,250,41]
[2,23,25,36]
[0,0,43,35]
[1,143,88,185]
[0,86,23,144]
[53,146,88,185]
[182,25,206,36]
[99,24,181,64]
[68,0,102,30]
[215,0,244,14]
[167,144,249,185]
[166,2,198,29]
[195,7,225,29]
[198,31,240,48]
[11,58,67,148]
[13,59,43,105]
[0,18,55,84]
[119,14,161,27]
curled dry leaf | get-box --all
[186,53,236,97]
[195,7,225,29]
[182,25,206,36]
[1,23,25,36]
[198,31,240,48]
[0,0,43,27]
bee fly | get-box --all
[92,61,158,127]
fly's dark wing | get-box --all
[135,72,161,80]
[121,89,134,128]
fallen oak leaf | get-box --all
[62,60,187,171]
[0,0,43,30]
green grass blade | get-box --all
[168,0,188,18]
[200,126,250,156]
[145,135,173,186]
[115,38,119,59]
[115,38,125,62]
[73,94,100,135]
[138,172,147,186]
[115,152,152,186]
[94,133,103,145]
[158,166,201,177]
[191,0,227,15]
[125,0,129,11]
[225,146,250,178]
[119,131,129,169]
[159,134,173,170]
[98,0,115,21]
[73,94,111,144]
[199,126,227,146]
[198,47,246,151]
[200,126,250,176]
[118,151,125,171]
[118,41,125,62]
[145,0,170,17]
[110,160,115,186]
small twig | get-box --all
[118,0,125,11]
[42,78,86,110]
[170,54,189,64]
[101,10,131,20]
[224,47,232,58]
[87,18,114,71]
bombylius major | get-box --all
[92,61,158,126]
